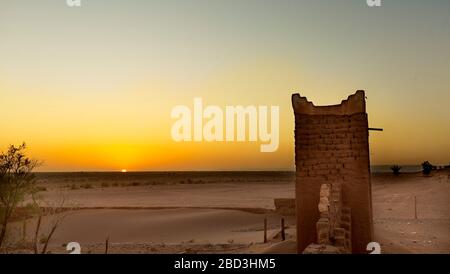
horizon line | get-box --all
[33,164,448,173]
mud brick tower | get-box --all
[292,90,373,253]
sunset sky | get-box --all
[0,0,449,171]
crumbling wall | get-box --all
[316,183,351,252]
[292,90,373,253]
[303,183,352,253]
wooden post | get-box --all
[263,218,267,243]
[105,235,109,254]
[281,218,285,241]
[22,220,27,243]
[414,196,418,220]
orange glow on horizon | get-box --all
[0,1,449,171]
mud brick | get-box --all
[292,91,373,254]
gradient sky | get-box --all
[0,0,449,171]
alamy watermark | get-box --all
[66,0,81,7]
[171,98,279,153]
[366,0,382,7]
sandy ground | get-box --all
[6,170,450,254]
[12,209,295,254]
[36,182,295,209]
[371,171,450,253]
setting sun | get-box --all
[121,169,127,173]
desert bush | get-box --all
[70,184,78,190]
[0,143,40,248]
[33,194,72,254]
[390,165,402,176]
[101,182,110,188]
[422,161,433,175]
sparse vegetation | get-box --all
[33,195,72,254]
[0,143,40,248]
[422,161,433,175]
[178,179,205,185]
[101,182,110,188]
[390,165,402,176]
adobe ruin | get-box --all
[292,90,374,253]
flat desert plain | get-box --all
[6,171,450,254]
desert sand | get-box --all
[6,170,450,254]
